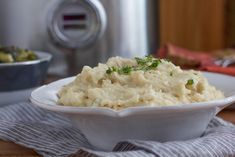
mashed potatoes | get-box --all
[58,56,224,110]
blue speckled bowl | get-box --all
[0,51,52,92]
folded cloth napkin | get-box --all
[157,44,235,76]
[0,103,235,157]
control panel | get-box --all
[48,0,106,49]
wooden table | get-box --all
[0,109,234,157]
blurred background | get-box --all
[0,0,234,77]
[159,0,231,50]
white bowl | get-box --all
[30,72,235,150]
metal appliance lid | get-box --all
[47,0,106,49]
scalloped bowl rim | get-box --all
[30,72,235,117]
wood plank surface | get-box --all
[0,141,40,157]
[218,108,235,124]
[0,109,234,156]
[159,0,226,51]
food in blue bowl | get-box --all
[0,46,52,105]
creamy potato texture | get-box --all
[58,56,224,110]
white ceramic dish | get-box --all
[30,72,235,150]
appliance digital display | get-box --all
[63,24,86,30]
[63,14,86,21]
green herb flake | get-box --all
[135,57,146,65]
[107,56,162,75]
[106,66,118,74]
[135,55,154,66]
[149,60,161,69]
[111,66,117,72]
[170,72,173,76]
[186,79,194,85]
[145,55,154,62]
[119,66,132,75]
[106,67,113,74]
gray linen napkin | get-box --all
[0,102,234,157]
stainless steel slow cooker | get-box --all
[0,0,159,76]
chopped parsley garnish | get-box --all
[106,67,117,74]
[148,60,161,69]
[135,55,154,66]
[135,57,146,65]
[170,72,173,76]
[119,66,132,74]
[186,79,194,85]
[106,55,162,75]
[106,67,112,74]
